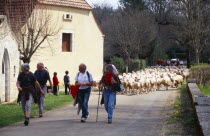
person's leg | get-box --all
[24,93,32,126]
[103,90,110,113]
[53,86,57,95]
[57,85,59,96]
[21,95,26,117]
[83,88,91,118]
[78,90,85,118]
[39,86,47,116]
[107,92,116,121]
[67,85,70,94]
[65,84,67,95]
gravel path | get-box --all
[0,89,177,136]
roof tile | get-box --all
[38,0,92,10]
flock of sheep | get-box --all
[93,66,189,95]
[118,66,190,94]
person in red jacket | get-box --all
[53,72,59,96]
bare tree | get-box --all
[4,0,61,63]
[103,10,157,71]
[172,0,210,65]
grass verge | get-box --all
[164,84,201,135]
[0,92,73,128]
[198,84,210,95]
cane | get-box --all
[96,88,101,122]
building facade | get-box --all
[0,15,20,103]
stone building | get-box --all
[0,15,20,103]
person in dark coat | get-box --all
[16,63,44,126]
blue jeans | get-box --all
[78,87,91,118]
[104,89,116,120]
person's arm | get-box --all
[35,81,45,96]
[47,72,53,89]
[98,75,105,90]
[16,81,22,91]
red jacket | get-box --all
[53,76,59,86]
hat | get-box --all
[21,63,30,71]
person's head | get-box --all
[105,64,113,74]
[54,72,57,76]
[79,63,86,73]
[104,58,111,64]
[65,70,69,75]
[21,63,30,72]
[37,62,44,70]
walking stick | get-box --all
[96,88,101,122]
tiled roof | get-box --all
[38,0,92,10]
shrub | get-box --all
[190,66,210,85]
[111,56,125,73]
[130,59,147,71]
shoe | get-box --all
[86,115,89,118]
[108,120,112,124]
[39,113,43,117]
[81,117,86,122]
[24,120,29,126]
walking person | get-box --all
[75,63,94,122]
[16,63,44,126]
[34,62,53,117]
[53,72,59,96]
[64,70,70,95]
[104,58,119,75]
[99,65,120,124]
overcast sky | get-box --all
[86,0,120,9]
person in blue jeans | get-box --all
[99,65,120,124]
[75,63,94,122]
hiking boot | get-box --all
[24,119,29,126]
[81,117,86,123]
[108,120,112,124]
[39,113,43,117]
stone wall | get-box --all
[187,81,210,136]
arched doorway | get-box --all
[2,49,10,102]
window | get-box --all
[62,33,72,52]
[14,66,16,77]
[2,60,4,74]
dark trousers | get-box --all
[65,84,70,95]
[78,87,91,118]
[53,85,59,96]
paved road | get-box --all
[0,89,177,136]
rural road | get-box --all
[0,89,177,136]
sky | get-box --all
[86,0,120,9]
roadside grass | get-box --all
[0,92,73,128]
[165,84,200,135]
[198,84,210,95]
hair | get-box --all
[79,63,86,70]
[104,58,111,64]
[54,72,57,76]
[106,64,113,71]
[65,70,69,74]
[37,62,44,68]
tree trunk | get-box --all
[126,56,131,73]
[195,49,200,65]
[22,58,30,64]
[187,48,191,68]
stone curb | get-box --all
[187,81,210,136]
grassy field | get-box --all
[165,84,201,135]
[198,84,210,95]
[0,92,73,128]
